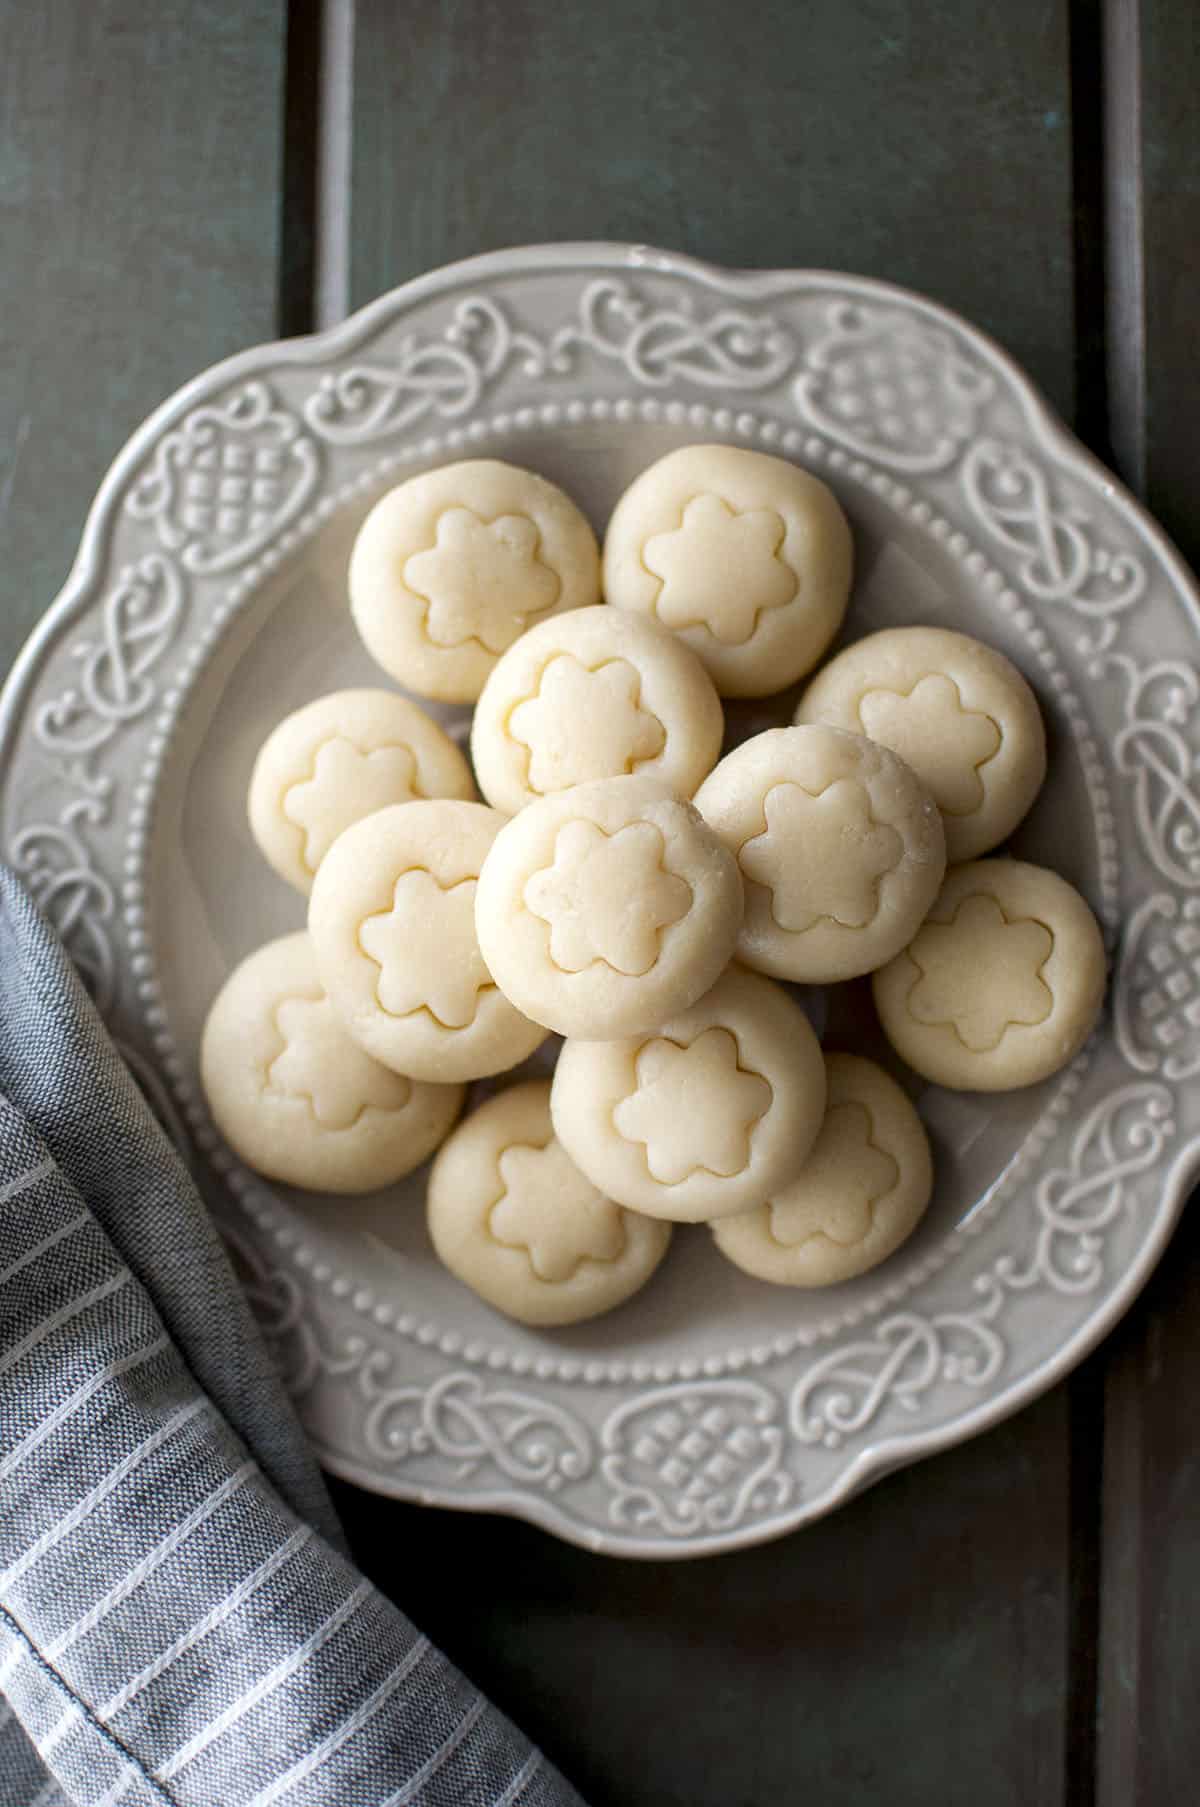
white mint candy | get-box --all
[349,460,601,702]
[551,964,827,1223]
[471,604,723,815]
[872,858,1106,1091]
[247,688,475,894]
[427,1081,672,1327]
[603,443,852,697]
[694,724,945,983]
[474,774,744,1040]
[200,933,464,1194]
[713,1054,933,1286]
[796,626,1047,862]
[308,799,548,1083]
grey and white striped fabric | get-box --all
[0,867,585,1807]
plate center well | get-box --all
[147,416,1104,1371]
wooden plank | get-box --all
[332,1399,1071,1807]
[0,0,289,675]
[351,0,1077,417]
[346,4,1082,1802]
[1137,0,1200,572]
[1095,1,1200,1800]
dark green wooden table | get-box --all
[3,3,1197,1800]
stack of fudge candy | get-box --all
[201,445,1105,1327]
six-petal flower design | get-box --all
[857,673,1001,815]
[613,1028,772,1183]
[403,506,561,652]
[508,655,666,792]
[523,819,692,974]
[489,1140,626,1282]
[738,778,903,932]
[642,494,796,644]
[283,737,420,871]
[905,892,1054,1051]
[767,1102,898,1248]
[266,995,411,1127]
[359,869,491,1027]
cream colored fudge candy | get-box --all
[602,443,853,698]
[471,604,724,815]
[308,799,548,1083]
[247,689,475,894]
[474,774,744,1040]
[872,858,1106,1091]
[427,1080,672,1327]
[200,933,463,1194]
[693,725,945,983]
[551,964,826,1222]
[712,1054,933,1286]
[349,460,601,703]
[796,626,1047,861]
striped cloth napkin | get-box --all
[0,867,585,1807]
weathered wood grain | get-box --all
[1136,0,1200,572]
[350,0,1077,416]
[345,4,1082,1801]
[332,1397,1072,1807]
[0,0,289,673]
[1094,3,1200,1800]
[15,1,1199,1799]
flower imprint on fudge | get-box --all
[905,893,1054,1052]
[265,996,412,1127]
[614,1030,772,1182]
[402,507,561,653]
[488,1140,627,1282]
[282,738,422,872]
[523,820,692,975]
[767,1104,899,1249]
[641,495,797,644]
[738,779,903,933]
[856,674,1002,816]
[507,656,667,794]
[358,870,492,1026]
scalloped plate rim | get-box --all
[3,241,1199,1559]
[311,1132,1200,1559]
[5,240,1200,768]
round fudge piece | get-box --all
[795,626,1047,861]
[247,689,475,894]
[471,604,724,814]
[349,460,601,702]
[712,1053,933,1286]
[474,774,744,1040]
[872,858,1106,1091]
[427,1080,673,1327]
[200,933,464,1194]
[551,964,826,1223]
[602,443,853,697]
[694,724,945,983]
[308,799,548,1083]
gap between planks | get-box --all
[281,0,353,336]
[315,0,354,328]
[1093,3,1147,1803]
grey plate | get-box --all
[2,244,1197,1558]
